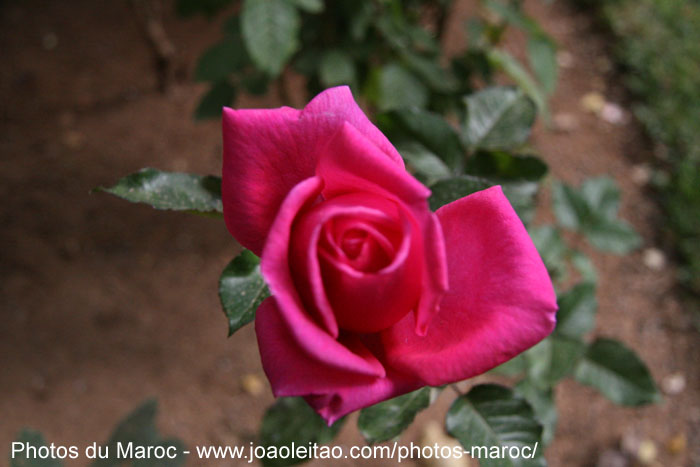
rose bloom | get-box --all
[222,87,557,424]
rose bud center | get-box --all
[290,192,422,334]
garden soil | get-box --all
[1,0,697,465]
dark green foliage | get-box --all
[10,430,63,467]
[358,387,435,443]
[12,401,185,467]
[219,249,269,336]
[97,168,223,215]
[591,0,700,297]
[260,398,345,466]
[574,338,660,406]
[446,384,546,467]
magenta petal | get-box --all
[304,370,423,425]
[382,186,557,385]
[255,297,386,399]
[317,123,448,335]
[222,86,402,255]
[260,177,385,379]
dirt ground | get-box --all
[1,1,698,466]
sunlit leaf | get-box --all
[463,86,537,150]
[98,169,223,215]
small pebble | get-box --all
[637,440,657,465]
[600,102,627,125]
[643,248,666,271]
[581,92,606,114]
[666,434,686,455]
[62,130,85,150]
[557,51,574,68]
[240,373,264,396]
[42,32,58,50]
[661,372,686,395]
[631,164,652,185]
[554,113,579,132]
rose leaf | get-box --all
[96,168,223,215]
[219,249,269,337]
[446,384,545,467]
[573,338,660,406]
[358,387,437,443]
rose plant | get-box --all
[97,78,660,465]
[221,86,557,423]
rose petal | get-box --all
[290,193,405,336]
[316,122,448,335]
[260,176,386,379]
[256,297,386,399]
[304,370,423,425]
[382,186,557,385]
[222,86,403,255]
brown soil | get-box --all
[1,1,697,466]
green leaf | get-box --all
[527,35,558,95]
[93,399,185,466]
[463,86,537,151]
[581,177,621,221]
[571,250,598,284]
[446,384,545,467]
[241,0,300,76]
[514,380,557,446]
[319,50,356,88]
[219,249,269,336]
[428,176,537,224]
[585,218,642,254]
[551,182,587,230]
[555,282,597,338]
[195,81,237,120]
[98,169,223,215]
[401,52,459,93]
[358,387,435,443]
[260,397,345,466]
[292,0,323,13]
[428,175,493,211]
[525,335,586,387]
[465,151,548,182]
[491,353,527,377]
[552,178,642,254]
[574,338,660,406]
[396,141,451,183]
[241,70,271,95]
[377,63,428,111]
[194,38,247,82]
[378,108,465,171]
[529,225,568,280]
[10,430,63,467]
[486,50,548,121]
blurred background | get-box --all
[0,0,698,465]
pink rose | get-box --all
[222,87,557,424]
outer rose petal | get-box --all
[222,86,403,255]
[382,186,557,385]
[256,297,386,399]
[317,123,448,335]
